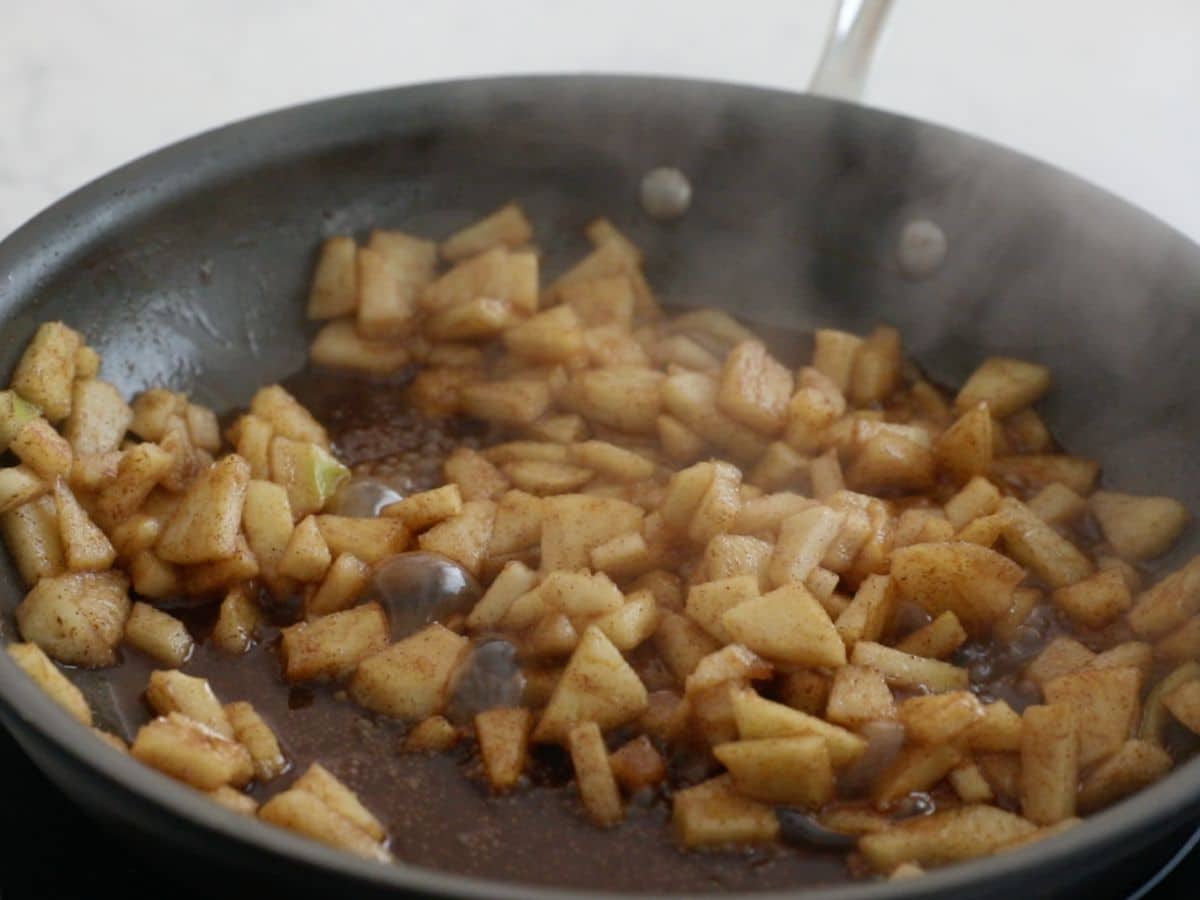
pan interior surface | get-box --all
[1,75,1199,899]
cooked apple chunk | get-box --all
[859,805,1036,872]
[722,583,846,668]
[568,721,624,825]
[716,735,834,808]
[1052,568,1131,630]
[132,712,253,790]
[11,322,81,423]
[225,701,288,781]
[891,541,1024,637]
[155,455,250,564]
[53,479,115,572]
[418,500,496,577]
[1043,666,1141,767]
[1078,739,1173,813]
[533,626,648,743]
[716,340,793,435]
[475,707,532,791]
[349,623,470,720]
[672,775,779,848]
[955,356,1051,418]
[1089,490,1190,561]
[306,236,358,319]
[261,764,389,860]
[7,642,92,725]
[16,571,129,667]
[732,690,865,767]
[281,602,390,683]
[124,602,193,668]
[1020,704,1078,825]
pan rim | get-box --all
[0,72,1197,899]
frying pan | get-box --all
[2,2,1200,897]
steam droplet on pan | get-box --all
[641,167,692,220]
[897,218,947,277]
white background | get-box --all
[1,0,1197,241]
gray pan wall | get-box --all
[0,76,1197,898]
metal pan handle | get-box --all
[809,0,894,102]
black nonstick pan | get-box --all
[2,13,1200,900]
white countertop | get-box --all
[1,0,1197,241]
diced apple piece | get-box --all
[672,775,779,847]
[145,670,233,737]
[851,641,969,692]
[314,515,409,565]
[259,785,389,862]
[859,805,1036,872]
[11,322,81,422]
[1078,739,1173,813]
[944,476,1002,529]
[310,318,411,375]
[443,448,508,502]
[1129,555,1200,639]
[269,438,348,520]
[730,689,865,767]
[16,571,129,667]
[1164,679,1200,736]
[967,700,1025,753]
[955,357,1051,417]
[7,642,92,725]
[826,665,896,729]
[475,707,533,791]
[835,574,894,649]
[209,785,258,816]
[154,455,249,564]
[719,744,834,824]
[891,541,1024,636]
[0,466,46,515]
[717,340,793,435]
[212,586,264,654]
[539,494,642,571]
[64,379,132,455]
[570,367,663,435]
[1090,491,1190,561]
[504,304,586,363]
[661,370,767,462]
[1027,482,1088,526]
[53,479,115,572]
[2,494,65,585]
[1025,637,1096,687]
[1043,666,1141,767]
[349,623,469,719]
[567,721,623,825]
[306,552,371,617]
[767,505,844,588]
[307,236,358,319]
[722,583,846,668]
[873,744,963,807]
[848,430,935,495]
[277,515,332,583]
[934,403,993,484]
[686,575,759,643]
[991,454,1099,495]
[355,246,416,339]
[654,612,720,683]
[1001,498,1093,589]
[404,715,459,753]
[124,602,193,668]
[532,626,648,743]
[381,484,463,532]
[417,500,496,577]
[11,418,73,481]
[132,712,253,790]
[250,385,328,448]
[896,611,968,659]
[225,701,288,781]
[281,602,390,683]
[811,329,862,394]
[1052,568,1132,630]
[607,735,667,793]
[1020,704,1078,825]
[0,390,42,451]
